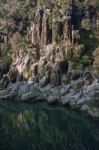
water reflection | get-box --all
[0,101,99,150]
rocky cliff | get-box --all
[0,0,99,117]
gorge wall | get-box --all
[0,0,99,87]
[0,0,99,117]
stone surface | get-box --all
[0,0,99,118]
[0,79,99,117]
[71,79,84,91]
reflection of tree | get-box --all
[0,102,99,150]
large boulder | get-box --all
[87,108,99,118]
[71,79,84,92]
[83,71,93,85]
[47,95,59,103]
[92,91,99,107]
[60,84,70,96]
[21,87,45,101]
[39,72,50,88]
[18,83,30,96]
[47,87,60,103]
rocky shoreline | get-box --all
[0,78,99,118]
[0,1,99,118]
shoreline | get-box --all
[0,80,99,118]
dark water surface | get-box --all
[0,101,99,150]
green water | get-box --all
[0,101,99,150]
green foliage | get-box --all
[80,29,98,54]
[81,19,91,30]
[48,14,53,29]
[52,9,62,18]
[0,50,12,68]
[72,59,91,69]
[0,0,98,70]
[78,59,92,66]
[0,10,3,19]
[37,0,46,8]
[6,51,12,65]
[75,44,85,53]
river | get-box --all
[0,101,99,150]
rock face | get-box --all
[41,10,49,48]
[93,47,99,73]
[0,0,99,117]
[31,10,42,45]
[0,80,99,117]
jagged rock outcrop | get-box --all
[41,10,50,48]
[0,0,99,117]
[31,10,42,45]
[93,47,99,73]
[0,78,99,117]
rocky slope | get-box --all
[0,0,99,117]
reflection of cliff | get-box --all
[0,102,99,150]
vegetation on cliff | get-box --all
[0,0,99,83]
